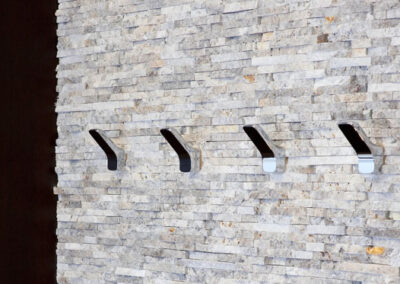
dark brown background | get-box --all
[0,1,57,283]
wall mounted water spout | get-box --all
[338,122,383,174]
[243,125,285,173]
[160,128,200,173]
[89,129,125,171]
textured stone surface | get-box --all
[55,0,400,283]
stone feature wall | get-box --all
[55,0,400,283]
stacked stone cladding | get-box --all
[55,0,400,283]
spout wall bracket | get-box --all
[160,128,200,173]
[89,129,126,171]
[243,125,285,173]
[338,122,383,174]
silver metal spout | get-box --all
[262,157,277,173]
[358,154,374,174]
